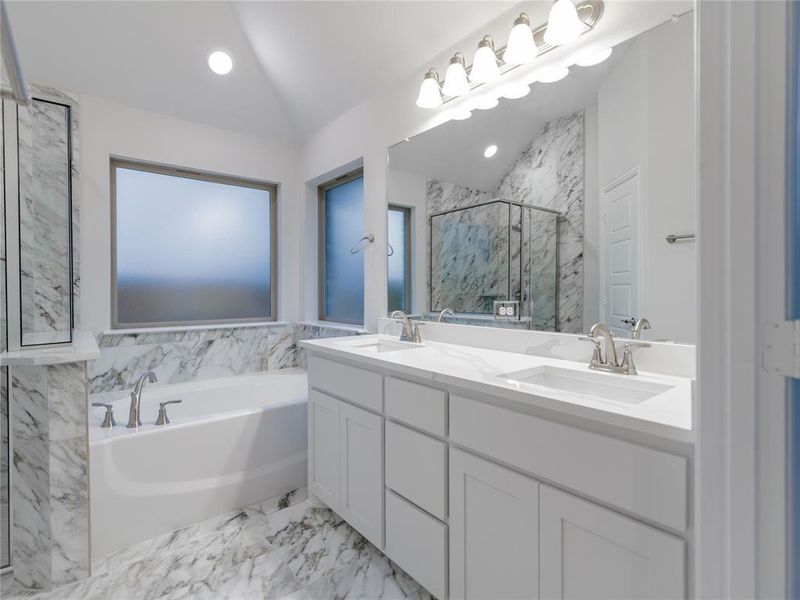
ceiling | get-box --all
[6,0,517,142]
[389,38,631,191]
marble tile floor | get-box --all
[1,492,432,600]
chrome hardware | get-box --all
[390,310,424,343]
[155,399,182,426]
[579,323,651,375]
[127,370,157,428]
[665,233,695,244]
[632,318,651,340]
[437,308,454,323]
[91,402,116,428]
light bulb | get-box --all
[503,13,537,65]
[470,35,500,84]
[483,144,498,158]
[208,50,233,75]
[416,69,442,109]
[544,0,584,47]
[442,53,470,97]
[575,47,613,67]
[538,66,569,83]
[501,83,531,99]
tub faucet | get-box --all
[436,308,454,323]
[127,370,157,428]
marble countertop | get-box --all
[301,334,694,443]
[0,330,100,366]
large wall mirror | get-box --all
[387,10,695,344]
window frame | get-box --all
[110,156,278,329]
[317,168,364,325]
[387,204,412,314]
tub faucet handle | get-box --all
[155,399,182,426]
[92,402,116,428]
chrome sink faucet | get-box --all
[579,323,650,375]
[436,308,454,323]
[127,370,157,428]
[390,310,423,343]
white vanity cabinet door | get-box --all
[339,401,384,549]
[449,448,539,600]
[308,389,340,511]
[539,485,685,600]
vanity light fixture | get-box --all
[208,50,233,75]
[469,35,500,84]
[416,69,443,108]
[574,46,613,66]
[544,0,585,46]
[442,52,470,97]
[538,66,570,83]
[500,83,531,100]
[503,13,537,65]
[483,144,498,158]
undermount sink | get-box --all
[497,365,672,404]
[349,340,422,353]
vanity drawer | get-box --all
[308,355,382,413]
[449,394,688,531]
[385,421,447,520]
[385,489,447,600]
[385,376,446,436]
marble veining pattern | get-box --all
[90,323,364,394]
[3,497,433,600]
[11,362,89,590]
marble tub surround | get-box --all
[89,321,363,394]
[2,498,431,600]
[11,360,90,590]
[0,331,100,367]
[303,333,693,441]
[378,317,695,379]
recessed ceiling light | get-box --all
[483,144,498,158]
[208,50,233,75]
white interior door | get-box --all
[601,171,641,337]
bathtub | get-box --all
[89,370,308,558]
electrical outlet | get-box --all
[493,300,520,320]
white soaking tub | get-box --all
[89,370,308,557]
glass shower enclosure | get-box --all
[429,198,560,330]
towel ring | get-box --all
[350,233,395,256]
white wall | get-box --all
[299,1,692,331]
[79,95,301,333]
[597,15,695,343]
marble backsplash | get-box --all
[89,322,364,394]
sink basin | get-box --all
[349,340,422,353]
[497,366,672,404]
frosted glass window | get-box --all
[388,206,410,313]
[321,175,364,323]
[113,162,276,326]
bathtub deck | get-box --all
[1,489,432,600]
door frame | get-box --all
[696,1,790,597]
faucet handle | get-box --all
[577,336,603,365]
[619,342,651,375]
[91,402,116,428]
[411,321,425,343]
[156,399,182,426]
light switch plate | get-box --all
[493,300,520,321]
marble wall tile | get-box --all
[11,363,89,590]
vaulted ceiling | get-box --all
[6,0,517,142]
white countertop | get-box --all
[301,334,694,443]
[0,330,100,366]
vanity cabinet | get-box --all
[305,353,691,600]
[449,449,539,600]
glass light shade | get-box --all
[543,0,584,47]
[442,56,470,97]
[538,66,569,83]
[501,83,531,99]
[416,71,442,108]
[208,50,233,75]
[575,47,613,67]
[470,36,500,83]
[503,14,537,65]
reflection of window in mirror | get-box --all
[387,206,411,313]
[318,170,365,324]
